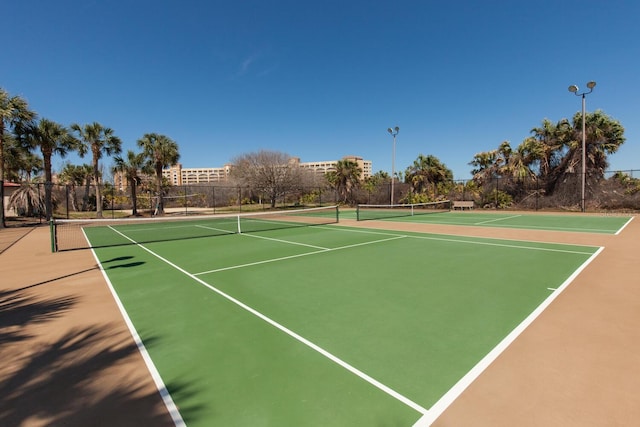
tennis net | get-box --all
[51,205,339,252]
[356,200,451,221]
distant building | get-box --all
[294,156,372,180]
[161,164,233,186]
[115,155,372,190]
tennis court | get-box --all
[351,204,632,235]
[62,206,624,426]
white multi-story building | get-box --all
[294,156,372,181]
[116,156,372,190]
[162,164,233,186]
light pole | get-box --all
[387,126,399,204]
[568,81,596,212]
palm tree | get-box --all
[21,119,78,220]
[326,159,361,204]
[469,149,499,183]
[8,182,45,217]
[113,150,147,215]
[527,119,564,180]
[70,122,122,218]
[582,110,625,179]
[3,133,42,182]
[1,88,36,227]
[137,133,179,215]
[405,154,453,196]
[470,141,515,184]
[78,164,94,211]
[59,163,90,212]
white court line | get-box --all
[413,246,605,426]
[473,214,522,225]
[615,216,634,235]
[87,229,185,427]
[193,235,407,275]
[194,229,592,277]
[195,224,236,235]
[239,231,330,250]
[105,226,428,416]
[412,219,622,233]
[409,234,595,255]
[323,224,599,251]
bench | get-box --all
[453,200,474,210]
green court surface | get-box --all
[348,209,632,234]
[87,218,601,426]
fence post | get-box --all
[49,219,57,253]
[66,185,70,219]
[535,177,539,211]
[36,183,42,223]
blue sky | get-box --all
[3,0,639,180]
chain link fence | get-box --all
[36,183,340,219]
[5,169,640,221]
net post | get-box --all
[356,204,360,221]
[336,205,340,223]
[237,215,241,234]
[49,219,57,253]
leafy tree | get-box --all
[470,149,499,184]
[231,150,306,208]
[59,163,90,212]
[137,133,179,215]
[1,88,36,227]
[470,111,625,208]
[609,171,640,196]
[526,118,565,181]
[524,111,625,200]
[3,133,42,182]
[79,164,95,211]
[71,122,122,218]
[562,110,625,185]
[20,119,78,219]
[362,171,388,203]
[404,154,453,196]
[113,150,147,215]
[469,141,511,183]
[325,159,362,204]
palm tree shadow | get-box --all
[0,326,201,426]
[0,288,202,426]
[0,290,77,345]
[11,266,100,293]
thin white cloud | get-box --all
[239,54,258,75]
[236,49,277,78]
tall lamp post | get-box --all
[387,126,400,204]
[568,81,596,212]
